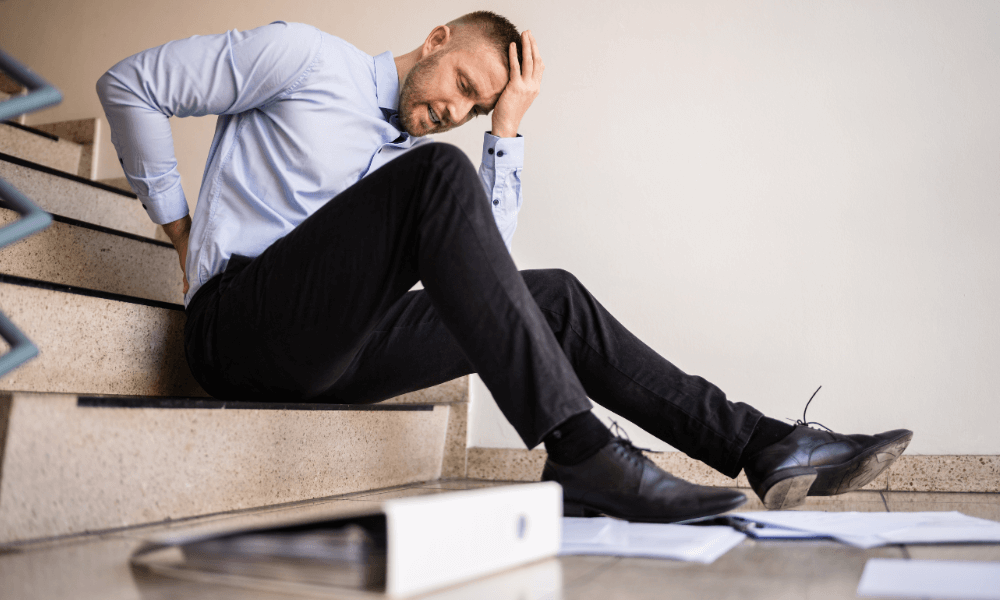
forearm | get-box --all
[161,215,191,246]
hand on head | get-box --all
[491,30,544,138]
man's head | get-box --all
[397,11,522,137]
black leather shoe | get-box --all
[744,426,913,510]
[541,438,747,523]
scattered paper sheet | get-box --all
[857,559,1000,599]
[730,511,1000,549]
[559,517,745,564]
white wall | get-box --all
[2,1,998,456]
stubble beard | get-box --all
[397,50,444,137]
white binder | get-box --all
[383,482,562,596]
[131,482,563,598]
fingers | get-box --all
[521,31,533,78]
[520,31,544,84]
[508,41,520,82]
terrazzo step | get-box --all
[0,122,84,177]
[0,206,184,305]
[0,276,201,397]
[30,118,101,179]
[0,152,157,240]
[0,390,464,543]
[0,275,472,406]
[96,176,131,193]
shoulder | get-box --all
[229,21,324,63]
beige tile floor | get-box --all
[0,480,997,600]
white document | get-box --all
[733,511,1000,549]
[857,558,1000,599]
[560,517,745,564]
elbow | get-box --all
[95,70,126,106]
[95,71,114,104]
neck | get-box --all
[394,48,422,88]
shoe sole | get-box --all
[562,495,748,523]
[759,431,913,510]
[810,432,913,496]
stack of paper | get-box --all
[729,511,1000,548]
[560,517,745,564]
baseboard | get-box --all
[466,448,1000,494]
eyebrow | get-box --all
[457,68,481,100]
[457,68,494,113]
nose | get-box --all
[447,97,477,124]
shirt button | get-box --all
[488,148,494,155]
[493,199,499,206]
[497,150,505,157]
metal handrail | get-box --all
[0,48,61,377]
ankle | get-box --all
[737,416,796,470]
[543,410,612,466]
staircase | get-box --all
[0,75,470,545]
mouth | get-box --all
[428,105,441,129]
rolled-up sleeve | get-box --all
[478,132,524,251]
[96,21,322,224]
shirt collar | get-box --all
[373,51,400,113]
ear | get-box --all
[420,25,452,58]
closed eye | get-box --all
[459,79,483,118]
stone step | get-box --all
[30,118,101,179]
[0,206,184,305]
[96,176,130,193]
[0,122,84,177]
[0,276,200,397]
[0,274,472,404]
[0,390,465,543]
[0,152,157,240]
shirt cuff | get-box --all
[134,181,190,225]
[482,132,524,169]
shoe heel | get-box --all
[563,501,602,517]
[760,467,818,510]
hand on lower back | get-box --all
[162,215,192,296]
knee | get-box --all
[524,268,588,308]
[415,142,475,175]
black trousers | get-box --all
[184,144,762,478]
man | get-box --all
[98,11,912,522]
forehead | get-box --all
[448,44,508,101]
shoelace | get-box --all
[786,385,834,432]
[608,419,654,468]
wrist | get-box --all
[491,118,519,138]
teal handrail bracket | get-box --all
[0,48,61,378]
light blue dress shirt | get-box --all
[97,21,524,306]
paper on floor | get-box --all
[559,517,745,564]
[731,511,1000,549]
[857,558,1000,599]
